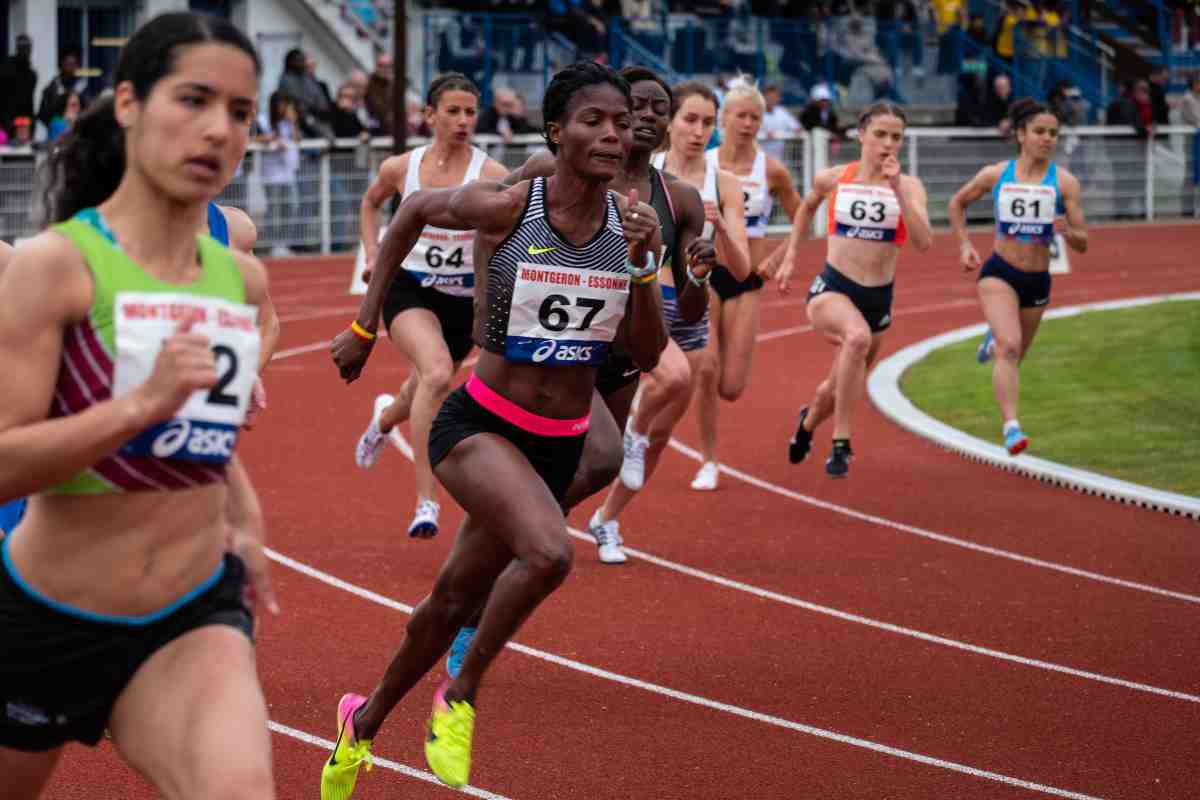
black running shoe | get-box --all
[825,440,853,478]
[788,408,813,464]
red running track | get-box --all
[46,225,1200,800]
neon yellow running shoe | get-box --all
[424,681,476,788]
[320,693,373,800]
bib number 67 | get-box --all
[538,294,605,332]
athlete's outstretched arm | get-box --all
[948,162,1003,271]
[0,234,218,500]
[1057,170,1088,253]
[332,181,524,383]
[359,154,409,269]
[775,166,840,293]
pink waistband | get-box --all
[466,374,590,437]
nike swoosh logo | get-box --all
[527,245,557,255]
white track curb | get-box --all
[868,292,1200,521]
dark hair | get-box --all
[284,47,306,73]
[40,12,260,225]
[59,48,81,67]
[541,61,631,154]
[268,91,294,130]
[619,66,673,111]
[1009,97,1057,131]
[425,72,480,108]
[857,101,907,129]
[669,80,719,119]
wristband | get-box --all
[686,262,711,288]
[350,320,376,341]
[626,251,659,285]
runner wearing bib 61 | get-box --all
[948,98,1087,455]
[353,73,508,539]
[773,102,933,478]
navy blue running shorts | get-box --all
[978,252,1052,309]
[807,263,895,333]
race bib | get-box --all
[112,293,261,464]
[403,227,475,297]
[833,183,901,242]
[504,262,629,366]
[996,183,1056,240]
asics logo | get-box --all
[843,226,885,241]
[151,419,191,458]
[527,245,557,255]
[532,340,557,363]
[420,275,438,288]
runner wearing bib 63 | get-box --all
[949,98,1087,456]
[773,102,933,478]
[352,72,508,540]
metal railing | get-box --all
[2,126,1194,251]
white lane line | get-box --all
[667,437,1200,606]
[267,720,514,799]
[272,341,329,361]
[263,548,1106,800]
[278,306,361,324]
[382,432,1197,705]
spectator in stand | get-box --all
[0,34,37,138]
[1049,79,1091,182]
[799,83,846,138]
[332,82,370,141]
[405,90,432,139]
[366,52,394,135]
[331,82,372,248]
[982,73,1014,133]
[347,69,381,133]
[36,49,91,138]
[991,0,1028,66]
[934,0,966,74]
[257,92,302,256]
[758,83,802,160]
[476,86,536,142]
[1105,80,1151,218]
[954,61,989,126]
[46,91,82,142]
[564,0,622,62]
[278,48,334,139]
[10,116,33,147]
[1180,74,1200,217]
[1149,66,1170,127]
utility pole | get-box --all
[391,0,407,156]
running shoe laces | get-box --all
[620,425,650,491]
[355,394,393,469]
[589,516,627,564]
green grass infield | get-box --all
[900,299,1200,497]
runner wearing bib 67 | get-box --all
[774,102,933,478]
[353,73,507,539]
[0,13,276,798]
[949,98,1087,455]
[326,62,666,794]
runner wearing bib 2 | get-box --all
[688,76,803,492]
[352,73,508,539]
[773,102,933,478]
[0,14,276,798]
[327,61,666,794]
[949,98,1087,455]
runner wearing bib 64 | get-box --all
[326,62,665,794]
[774,102,933,478]
[0,13,276,798]
[949,98,1087,455]
[353,73,508,539]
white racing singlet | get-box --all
[400,145,487,296]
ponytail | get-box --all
[39,95,126,225]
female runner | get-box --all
[948,98,1087,454]
[775,102,933,478]
[0,13,276,798]
[353,72,508,538]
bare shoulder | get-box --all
[812,164,846,193]
[231,249,270,307]
[218,205,258,252]
[0,230,92,318]
[766,155,793,183]
[480,157,510,180]
[900,173,927,195]
[377,153,411,184]
[977,161,1008,185]
[1056,166,1082,195]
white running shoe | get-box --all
[588,509,626,564]
[619,419,650,491]
[690,461,719,491]
[408,499,440,538]
[355,394,394,469]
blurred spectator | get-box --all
[10,117,33,148]
[365,53,394,135]
[477,86,536,142]
[830,12,898,100]
[46,91,82,142]
[953,60,989,126]
[1105,80,1151,219]
[277,48,334,139]
[257,92,301,256]
[1180,74,1200,217]
[406,91,432,139]
[347,69,381,133]
[981,73,1014,132]
[562,0,622,62]
[37,49,92,137]
[1149,66,1170,126]
[1048,79,1090,182]
[758,83,801,160]
[875,0,925,78]
[0,35,37,137]
[799,84,847,137]
[332,83,370,140]
[991,0,1027,64]
[934,0,966,74]
[330,82,371,248]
